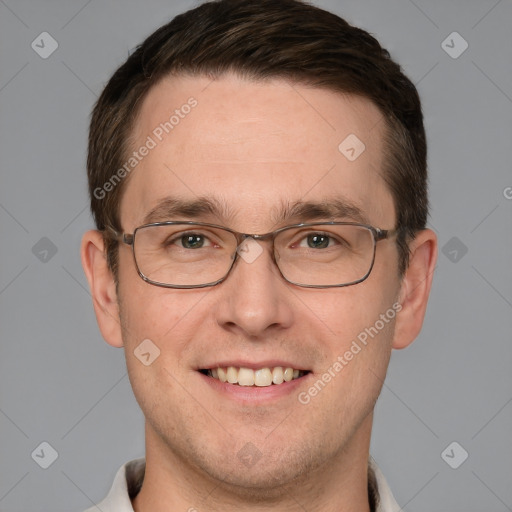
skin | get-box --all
[82,74,437,511]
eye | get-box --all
[168,232,214,249]
[298,232,338,249]
[181,234,206,249]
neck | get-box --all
[132,415,375,512]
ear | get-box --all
[81,230,124,348]
[392,228,437,350]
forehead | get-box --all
[120,73,394,231]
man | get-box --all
[81,0,437,510]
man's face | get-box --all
[116,74,402,489]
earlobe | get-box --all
[81,230,124,348]
[392,229,437,350]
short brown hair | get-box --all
[87,0,428,277]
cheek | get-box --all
[306,298,396,426]
[300,277,400,404]
[116,249,208,347]
[298,275,400,347]
[116,277,216,404]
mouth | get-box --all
[199,366,310,387]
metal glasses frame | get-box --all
[113,221,396,289]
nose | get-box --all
[213,238,295,338]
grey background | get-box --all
[0,0,511,510]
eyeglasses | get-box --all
[113,221,396,289]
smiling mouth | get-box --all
[199,366,310,387]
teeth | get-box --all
[272,366,284,384]
[217,367,227,383]
[205,366,306,387]
[238,367,255,386]
[254,368,272,386]
[227,366,238,384]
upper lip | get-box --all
[198,360,309,371]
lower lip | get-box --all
[198,371,311,404]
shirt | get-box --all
[84,457,401,512]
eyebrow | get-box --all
[142,196,236,225]
[274,198,369,225]
[142,196,369,227]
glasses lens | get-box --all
[133,224,236,287]
[275,224,376,287]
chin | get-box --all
[200,450,318,502]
